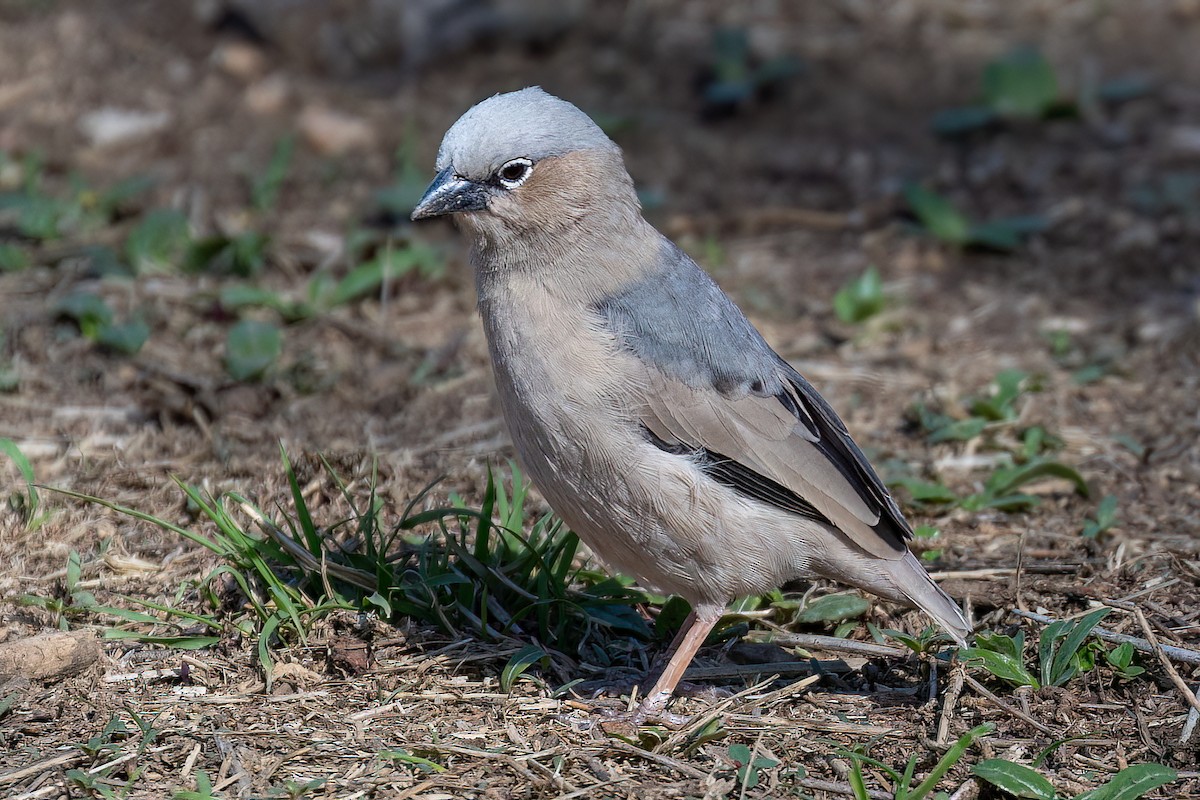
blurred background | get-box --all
[2,2,1200,793]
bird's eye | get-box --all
[497,158,533,189]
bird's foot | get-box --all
[596,691,691,733]
[553,692,691,733]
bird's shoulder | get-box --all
[593,238,780,393]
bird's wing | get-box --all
[637,360,912,560]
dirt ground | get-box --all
[1,1,1199,798]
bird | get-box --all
[411,87,971,722]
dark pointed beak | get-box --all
[410,167,490,220]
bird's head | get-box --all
[411,88,639,242]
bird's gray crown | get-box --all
[435,87,617,179]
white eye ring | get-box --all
[497,158,533,189]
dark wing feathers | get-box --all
[598,240,911,560]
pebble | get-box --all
[78,107,171,148]
[298,105,376,155]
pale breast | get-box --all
[475,274,822,603]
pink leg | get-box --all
[633,605,723,722]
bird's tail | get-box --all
[885,553,972,646]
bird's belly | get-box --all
[486,336,805,602]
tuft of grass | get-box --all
[838,723,994,800]
[2,437,48,529]
[898,370,1089,514]
[50,453,654,689]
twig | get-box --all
[1011,609,1200,665]
[745,632,907,660]
[1132,607,1200,718]
[795,777,890,800]
[1181,686,1200,745]
[1014,530,1028,613]
[605,740,707,780]
[937,666,965,747]
[0,751,86,786]
[962,673,1058,736]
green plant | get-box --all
[1104,641,1145,680]
[700,27,802,114]
[900,371,1089,514]
[55,292,150,355]
[216,239,444,323]
[1038,608,1110,687]
[224,318,282,380]
[1081,495,1119,539]
[267,778,326,799]
[252,134,295,213]
[0,155,153,242]
[54,454,654,688]
[973,759,1176,800]
[173,771,219,800]
[904,184,1048,252]
[962,609,1113,689]
[20,550,101,629]
[2,437,48,529]
[833,265,886,324]
[126,208,190,273]
[933,47,1072,137]
[840,723,994,800]
[726,743,780,790]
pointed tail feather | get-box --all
[888,554,971,646]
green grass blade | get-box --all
[1049,608,1110,686]
[47,485,226,555]
[907,723,993,800]
[282,446,322,556]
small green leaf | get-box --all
[796,593,871,624]
[983,47,1060,118]
[972,759,1056,800]
[932,105,999,137]
[56,292,114,338]
[968,216,1049,251]
[1077,763,1177,800]
[974,631,1023,661]
[379,749,446,773]
[126,208,190,273]
[960,647,1039,688]
[927,417,988,443]
[500,644,546,693]
[224,319,281,380]
[252,134,295,212]
[986,458,1090,499]
[904,184,971,245]
[0,243,29,271]
[1047,607,1110,687]
[1082,495,1119,539]
[833,266,885,324]
[1106,641,1134,670]
[892,478,958,504]
[95,319,149,355]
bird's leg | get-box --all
[626,605,723,725]
[637,609,697,691]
